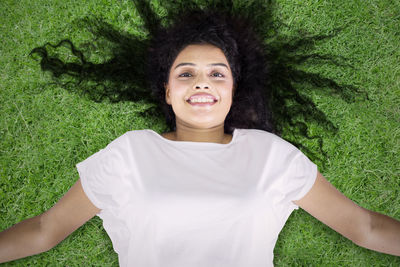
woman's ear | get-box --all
[164,83,171,105]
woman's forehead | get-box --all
[172,44,229,67]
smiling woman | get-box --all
[0,0,399,266]
[164,44,235,143]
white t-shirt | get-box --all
[77,128,317,267]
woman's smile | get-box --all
[186,92,218,106]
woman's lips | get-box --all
[187,93,217,101]
[186,93,218,107]
[187,101,217,106]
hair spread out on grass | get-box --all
[30,0,365,163]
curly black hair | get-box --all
[147,9,272,134]
[30,0,363,162]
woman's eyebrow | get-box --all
[174,63,229,69]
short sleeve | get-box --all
[283,150,318,210]
[76,133,136,212]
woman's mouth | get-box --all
[186,98,218,106]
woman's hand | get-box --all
[294,171,400,256]
[0,179,100,263]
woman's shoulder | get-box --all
[237,128,299,152]
[103,129,153,149]
[237,128,287,143]
[116,129,154,139]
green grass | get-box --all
[0,0,399,266]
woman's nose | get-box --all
[194,74,210,89]
[195,84,209,89]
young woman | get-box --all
[1,5,399,267]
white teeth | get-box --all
[190,98,214,103]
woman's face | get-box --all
[165,44,234,130]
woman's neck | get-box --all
[162,123,232,144]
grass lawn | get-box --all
[0,0,399,266]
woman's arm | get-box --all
[294,171,400,256]
[0,179,100,263]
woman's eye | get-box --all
[211,72,224,78]
[178,72,224,78]
[179,72,192,77]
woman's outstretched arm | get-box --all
[294,171,400,256]
[0,179,100,263]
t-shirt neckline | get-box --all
[147,128,239,149]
